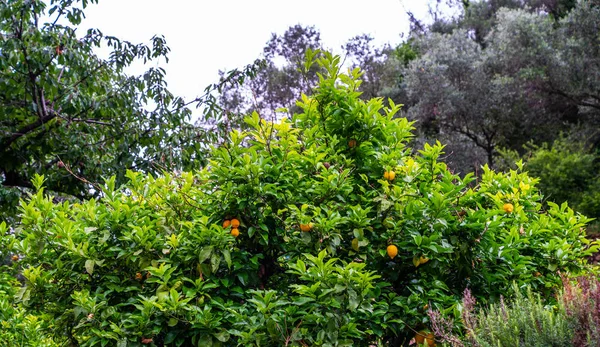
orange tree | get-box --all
[2,51,597,346]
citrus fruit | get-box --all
[222,220,231,228]
[231,228,240,237]
[415,331,427,344]
[419,256,429,265]
[11,255,18,262]
[300,223,313,232]
[231,219,240,228]
[351,238,359,251]
[384,171,396,181]
[426,333,436,346]
[503,203,514,213]
[348,139,357,148]
[387,245,398,259]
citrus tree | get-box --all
[3,51,596,346]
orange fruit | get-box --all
[415,331,427,344]
[300,223,313,232]
[11,255,18,262]
[348,139,357,148]
[384,171,396,181]
[426,333,436,347]
[503,203,514,213]
[387,245,398,259]
[231,228,240,237]
[135,272,143,280]
[223,220,231,228]
[231,219,240,228]
[419,256,429,265]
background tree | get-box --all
[219,25,323,122]
[0,0,259,221]
[403,0,599,172]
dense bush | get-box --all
[498,137,600,228]
[0,266,58,346]
[430,274,600,347]
[524,139,600,223]
[466,285,572,347]
[2,52,597,346]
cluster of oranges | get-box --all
[223,218,241,237]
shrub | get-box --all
[2,51,597,346]
[430,274,600,347]
[500,138,600,224]
[466,285,572,347]
[560,274,600,346]
[0,266,58,346]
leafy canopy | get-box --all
[3,51,596,346]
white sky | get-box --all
[79,0,431,104]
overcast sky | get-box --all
[79,0,430,103]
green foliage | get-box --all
[499,136,600,224]
[0,0,262,222]
[522,139,600,221]
[404,0,600,173]
[2,52,597,346]
[0,243,58,346]
[467,284,572,347]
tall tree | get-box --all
[219,25,323,121]
[403,0,599,172]
[0,0,256,220]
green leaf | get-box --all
[199,246,213,263]
[85,259,95,275]
[222,249,232,269]
[213,330,230,342]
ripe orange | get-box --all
[11,255,18,262]
[387,245,398,259]
[231,228,240,237]
[231,219,240,228]
[300,223,313,232]
[503,203,514,213]
[384,171,396,181]
[223,220,231,228]
[348,139,357,148]
[426,333,436,347]
[135,272,143,280]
